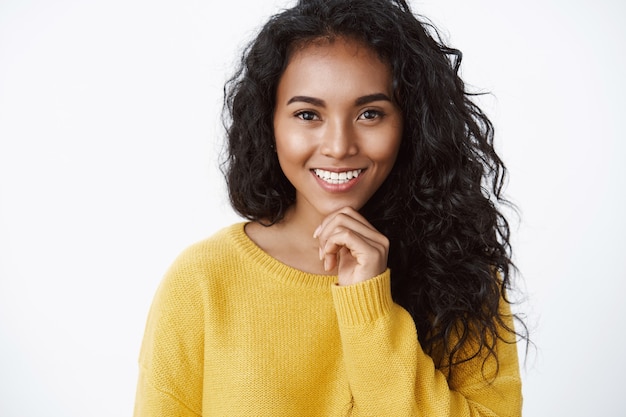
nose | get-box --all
[320,119,358,159]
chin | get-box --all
[315,200,366,216]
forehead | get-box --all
[287,35,387,69]
[278,37,393,98]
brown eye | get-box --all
[296,111,319,121]
[359,110,383,120]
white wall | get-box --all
[0,0,624,415]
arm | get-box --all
[331,271,522,417]
[133,254,205,417]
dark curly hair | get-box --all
[222,0,528,376]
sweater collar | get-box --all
[230,222,338,290]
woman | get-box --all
[134,0,527,415]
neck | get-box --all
[248,205,330,276]
[280,203,326,239]
[278,206,324,240]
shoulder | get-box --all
[165,222,248,281]
[146,223,249,315]
[176,222,245,258]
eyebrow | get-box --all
[355,93,392,106]
[286,93,392,107]
[287,96,325,107]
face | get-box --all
[273,37,403,222]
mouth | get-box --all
[313,168,363,185]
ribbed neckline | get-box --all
[228,222,338,290]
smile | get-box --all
[313,168,363,184]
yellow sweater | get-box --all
[134,223,522,416]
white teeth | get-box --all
[314,169,362,184]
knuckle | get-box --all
[335,212,352,223]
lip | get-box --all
[310,168,365,192]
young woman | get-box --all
[134,0,527,416]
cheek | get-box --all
[274,121,316,164]
[368,129,402,165]
[275,134,311,170]
[374,141,401,160]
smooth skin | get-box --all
[246,37,403,286]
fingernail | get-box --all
[313,225,321,238]
[319,247,323,261]
[324,258,329,271]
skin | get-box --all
[246,37,403,286]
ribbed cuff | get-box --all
[331,270,393,326]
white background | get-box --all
[1,0,624,416]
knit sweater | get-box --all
[134,222,522,417]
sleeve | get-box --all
[133,256,205,417]
[331,271,522,417]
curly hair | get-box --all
[222,0,528,376]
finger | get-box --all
[315,209,389,273]
[318,220,389,265]
[322,227,386,262]
[315,208,383,248]
[321,226,387,275]
[313,207,373,239]
[323,246,350,272]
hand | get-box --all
[313,207,389,286]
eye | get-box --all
[295,111,319,121]
[359,109,384,120]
